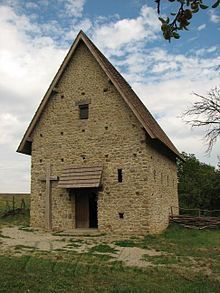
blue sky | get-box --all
[0,0,219,192]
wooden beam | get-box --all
[52,87,59,93]
[26,137,32,142]
[45,164,52,231]
[39,175,58,181]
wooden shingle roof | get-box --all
[17,30,182,160]
[58,166,103,189]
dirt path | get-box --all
[0,226,160,268]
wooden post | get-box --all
[39,164,58,231]
[171,206,173,218]
[45,163,52,230]
[12,196,15,212]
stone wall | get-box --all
[30,41,178,235]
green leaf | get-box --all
[173,32,180,39]
[212,0,220,8]
[192,8,199,13]
[158,17,166,24]
[166,17,170,24]
[200,4,209,9]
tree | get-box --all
[177,152,220,212]
[182,86,220,153]
[155,0,220,41]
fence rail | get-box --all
[170,206,220,229]
[0,194,30,218]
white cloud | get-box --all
[0,113,21,144]
[207,46,217,53]
[197,24,206,31]
[25,2,39,9]
[58,0,85,18]
[92,5,160,53]
[132,78,220,167]
[65,18,92,41]
[209,10,220,23]
[0,4,68,192]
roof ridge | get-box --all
[17,30,182,160]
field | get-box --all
[0,196,219,292]
[0,194,30,226]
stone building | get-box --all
[17,30,182,235]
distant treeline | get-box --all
[178,152,220,211]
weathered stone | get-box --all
[23,38,179,236]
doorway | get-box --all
[75,189,98,228]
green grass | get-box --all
[114,239,136,247]
[0,195,29,213]
[0,203,219,293]
[88,244,118,254]
[0,195,30,229]
[0,210,30,229]
[138,224,220,258]
[0,255,219,292]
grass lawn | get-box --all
[0,204,219,292]
[0,254,219,293]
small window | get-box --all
[79,104,89,119]
[119,212,124,219]
[118,169,123,182]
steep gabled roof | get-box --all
[17,30,182,160]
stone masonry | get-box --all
[27,39,179,235]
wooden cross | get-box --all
[39,163,58,230]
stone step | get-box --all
[53,228,105,237]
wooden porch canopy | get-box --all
[58,166,103,189]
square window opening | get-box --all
[79,104,89,119]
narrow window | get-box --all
[79,104,89,119]
[119,212,124,219]
[118,169,123,182]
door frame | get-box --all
[75,189,98,229]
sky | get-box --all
[0,0,219,192]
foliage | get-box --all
[155,0,220,41]
[177,152,220,211]
[182,86,220,153]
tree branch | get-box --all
[182,86,220,153]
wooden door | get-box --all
[75,192,89,228]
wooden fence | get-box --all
[170,206,220,229]
[0,193,30,217]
